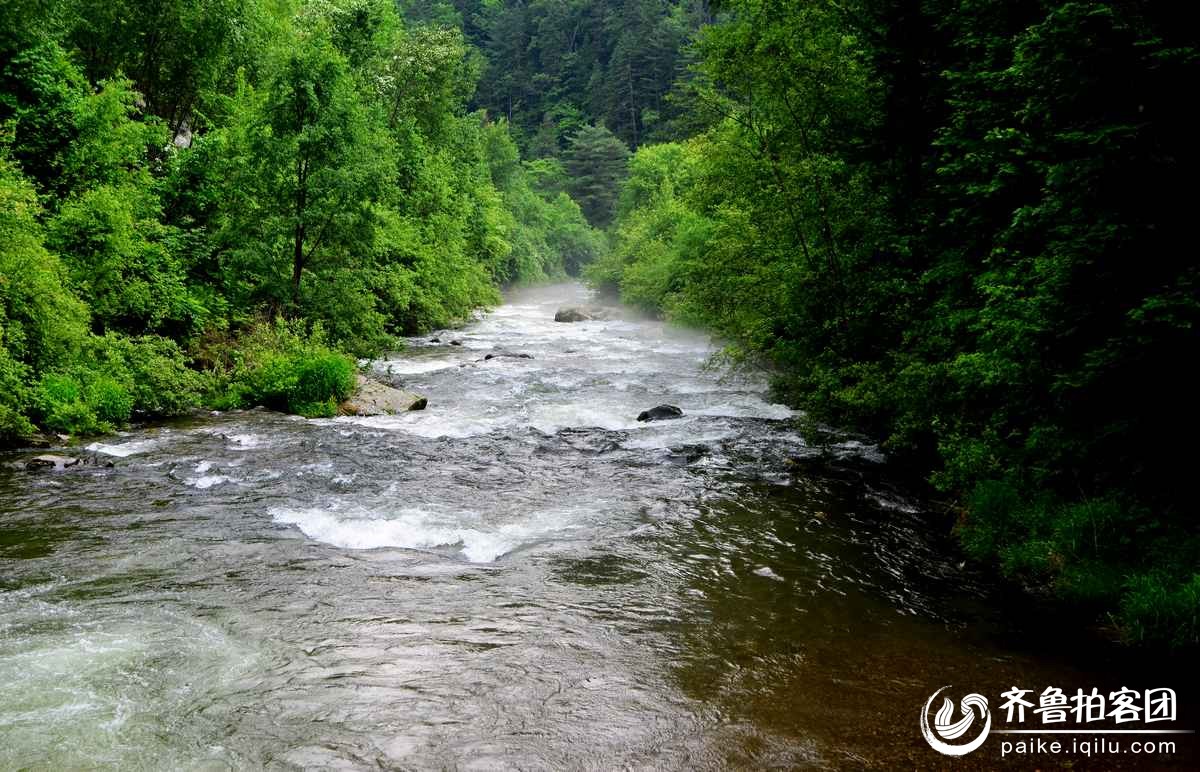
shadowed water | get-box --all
[1,284,1193,769]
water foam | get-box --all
[372,357,459,376]
[271,504,579,562]
[86,438,160,457]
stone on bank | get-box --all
[339,375,427,416]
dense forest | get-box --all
[3,0,1197,648]
[584,0,1199,647]
[1,0,605,431]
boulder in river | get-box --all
[339,375,427,416]
[484,351,534,361]
[554,305,615,323]
[637,405,683,422]
[449,339,463,346]
[26,454,81,471]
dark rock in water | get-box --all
[27,454,81,471]
[554,305,615,323]
[484,351,533,361]
[449,339,462,346]
[668,443,710,464]
[637,405,683,422]
[547,427,628,455]
[430,337,441,343]
[339,375,427,416]
[784,452,886,485]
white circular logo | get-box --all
[920,685,992,756]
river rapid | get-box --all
[1,284,1193,769]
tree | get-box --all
[220,32,392,314]
[62,0,268,134]
[563,123,629,227]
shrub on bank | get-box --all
[92,333,209,416]
[217,320,357,418]
[0,346,35,441]
[35,370,132,435]
[958,480,1200,648]
[27,334,206,435]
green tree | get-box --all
[0,155,90,438]
[219,31,392,314]
[62,0,270,134]
[563,123,629,227]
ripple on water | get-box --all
[3,283,1177,770]
[0,606,261,770]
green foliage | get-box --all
[586,138,707,309]
[482,120,606,280]
[0,156,89,371]
[61,0,272,132]
[35,370,132,435]
[20,331,205,436]
[219,320,356,418]
[563,123,630,228]
[413,0,702,150]
[2,0,604,443]
[89,333,207,416]
[49,182,203,335]
[0,35,86,193]
[215,28,392,314]
[0,344,35,442]
[1121,573,1200,649]
[596,0,1200,646]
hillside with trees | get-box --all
[2,0,604,435]
[585,0,1200,647]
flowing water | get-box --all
[1,284,1193,769]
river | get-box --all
[1,283,1193,769]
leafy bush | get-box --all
[1121,573,1200,649]
[0,343,35,441]
[959,479,1200,644]
[218,320,356,418]
[0,155,90,371]
[89,333,207,416]
[34,369,132,435]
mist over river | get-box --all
[1,284,1193,769]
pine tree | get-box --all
[563,123,629,227]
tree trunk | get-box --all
[628,63,639,148]
[291,157,308,314]
[291,221,305,313]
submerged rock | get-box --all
[339,375,427,416]
[483,351,534,361]
[449,339,463,346]
[637,405,683,422]
[667,443,709,464]
[26,454,81,471]
[554,305,615,323]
